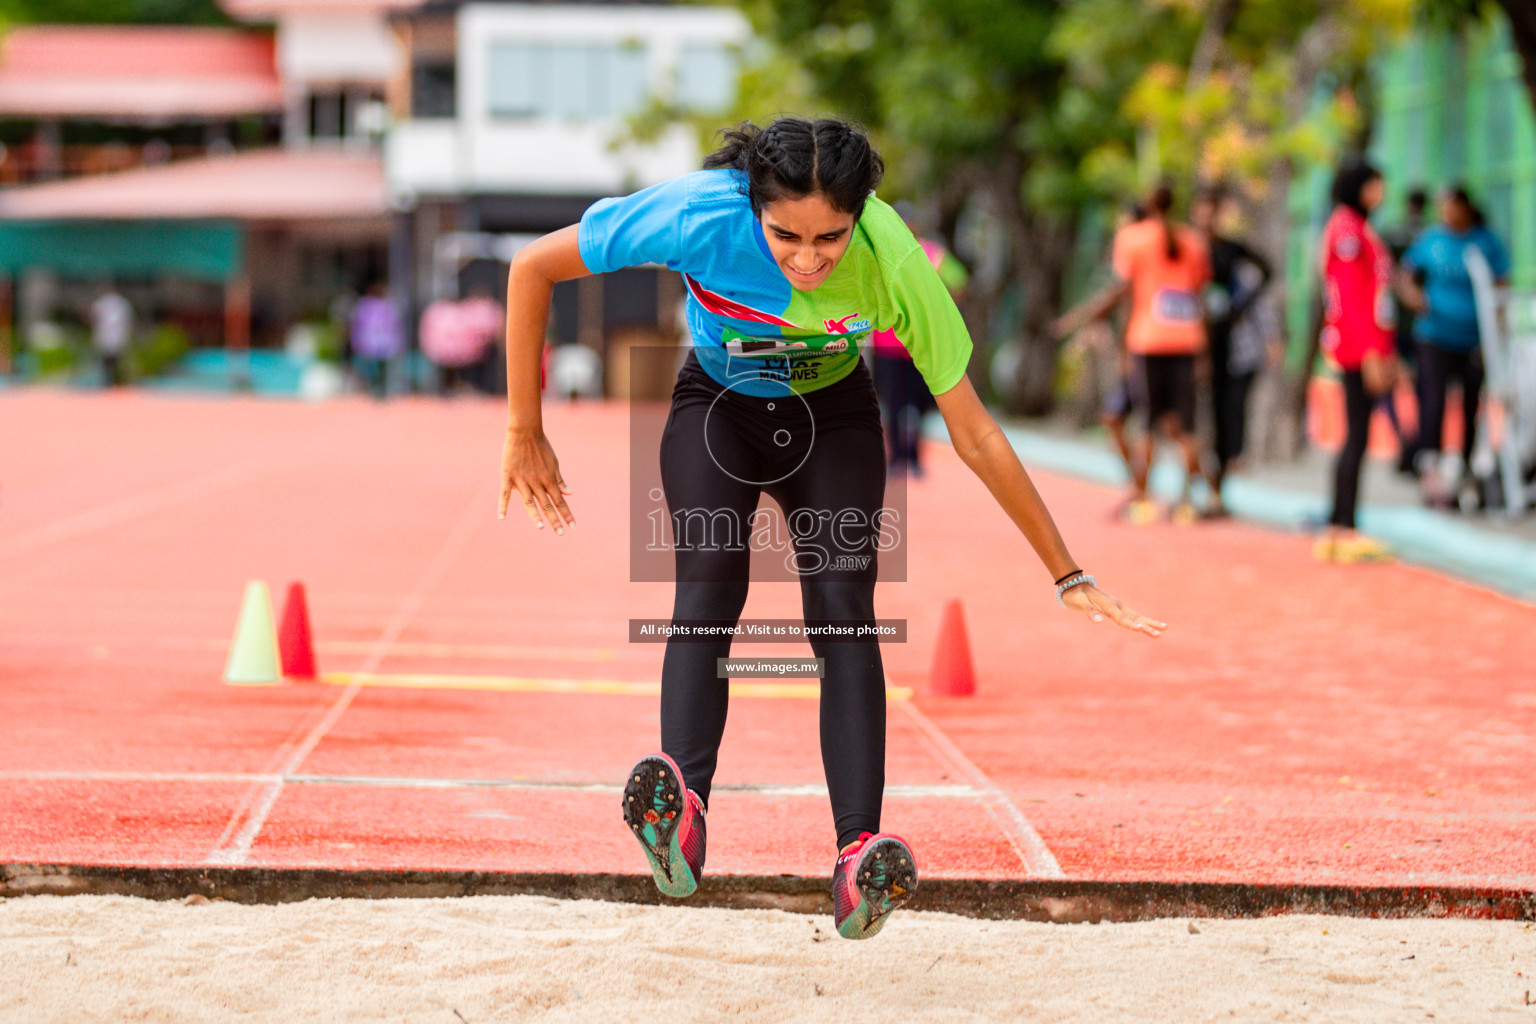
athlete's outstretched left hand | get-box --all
[1061,584,1165,638]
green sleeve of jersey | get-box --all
[888,250,974,395]
[936,251,970,296]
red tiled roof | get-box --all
[0,26,282,119]
[0,148,389,221]
[221,0,425,18]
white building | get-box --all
[221,0,418,149]
[388,2,746,198]
[385,1,749,385]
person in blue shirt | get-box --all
[1397,185,1510,508]
[494,117,1164,940]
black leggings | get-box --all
[873,352,935,470]
[1416,342,1483,467]
[658,350,889,849]
[1208,327,1256,475]
[1330,369,1372,529]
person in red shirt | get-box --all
[1316,159,1397,562]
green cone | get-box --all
[224,580,281,684]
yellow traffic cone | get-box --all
[224,580,282,684]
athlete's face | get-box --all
[760,193,857,291]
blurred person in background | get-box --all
[460,283,506,395]
[1380,186,1429,473]
[420,289,501,396]
[1053,202,1147,522]
[349,279,402,400]
[90,285,132,388]
[1316,159,1396,563]
[1396,185,1510,509]
[870,200,968,478]
[495,115,1164,942]
[1066,183,1216,524]
[1191,186,1273,517]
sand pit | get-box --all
[2,894,1532,1022]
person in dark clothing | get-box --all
[1380,187,1429,472]
[1396,185,1510,508]
[1190,186,1273,516]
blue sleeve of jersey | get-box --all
[1401,234,1427,272]
[577,175,691,275]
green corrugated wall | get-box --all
[1286,14,1535,366]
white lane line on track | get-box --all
[0,634,624,663]
[1,769,982,801]
[205,485,494,867]
[895,700,1066,879]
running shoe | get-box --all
[1169,501,1199,527]
[622,753,706,898]
[1311,535,1336,563]
[1119,498,1158,526]
[1330,534,1394,564]
[832,832,918,940]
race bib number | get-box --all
[721,327,852,359]
[1152,288,1202,326]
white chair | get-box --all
[547,343,603,399]
[1466,247,1535,515]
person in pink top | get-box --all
[457,284,506,392]
[420,285,505,395]
[1316,159,1397,563]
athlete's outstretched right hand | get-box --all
[499,428,574,535]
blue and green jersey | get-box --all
[577,168,972,397]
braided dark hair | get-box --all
[704,117,884,219]
[1146,182,1179,261]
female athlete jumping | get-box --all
[497,117,1164,939]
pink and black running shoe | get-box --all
[832,832,918,940]
[622,753,706,898]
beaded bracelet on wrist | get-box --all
[1055,572,1097,607]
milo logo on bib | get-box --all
[721,326,855,359]
[717,326,863,394]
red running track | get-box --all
[2,389,1533,889]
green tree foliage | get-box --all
[0,0,231,25]
[732,0,1143,413]
[1054,0,1412,205]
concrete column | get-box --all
[388,208,416,393]
[35,120,61,180]
[225,271,252,390]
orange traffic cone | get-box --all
[278,581,317,681]
[926,598,976,697]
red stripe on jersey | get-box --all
[684,275,803,330]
